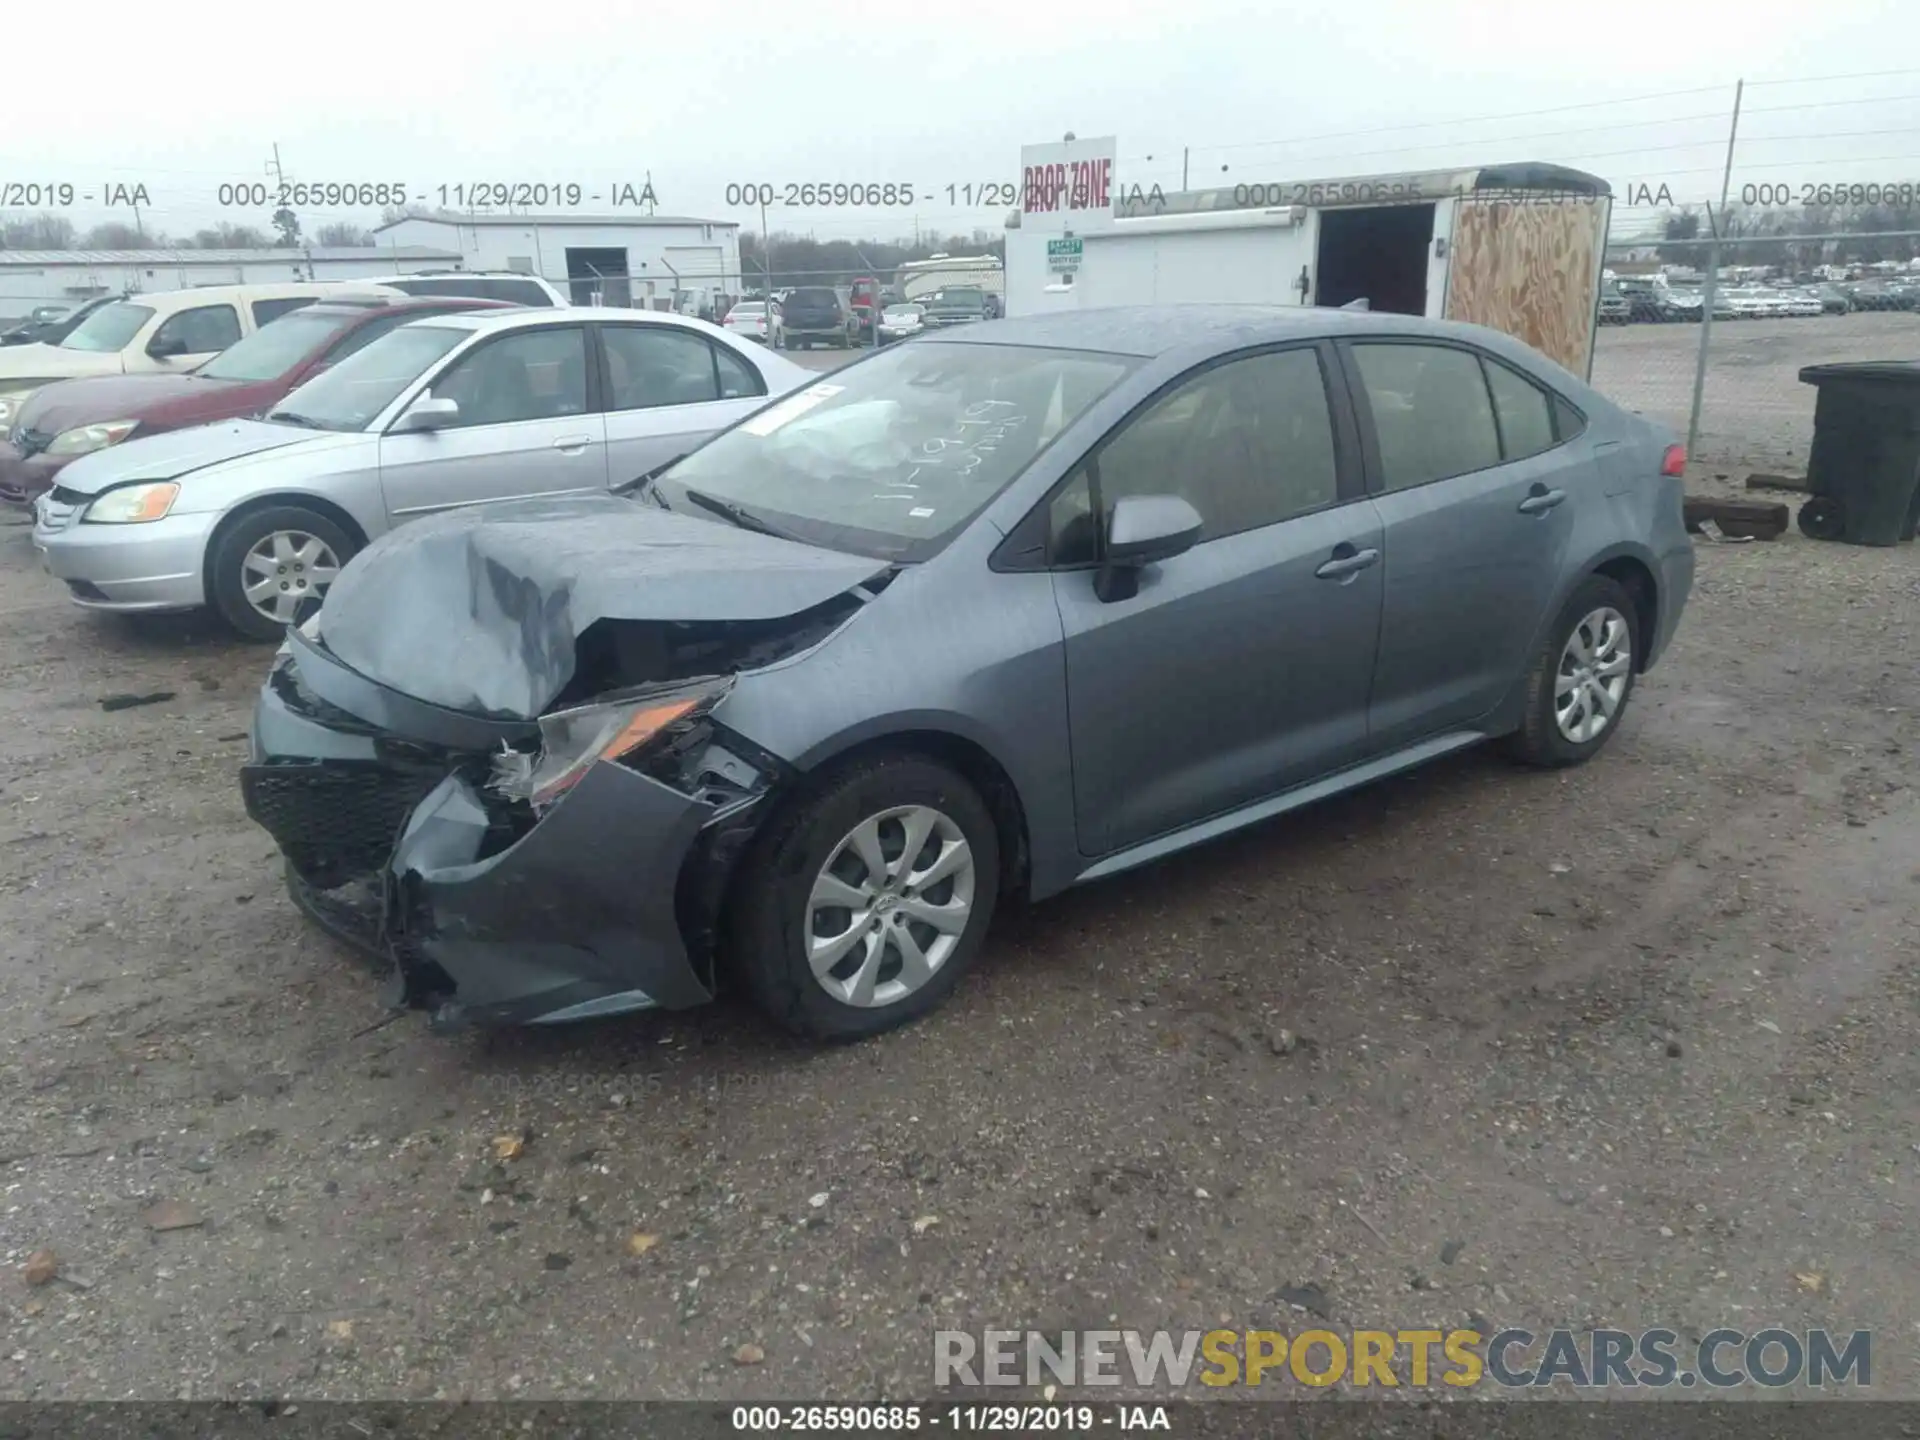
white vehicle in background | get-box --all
[354,271,568,307]
[893,253,1006,304]
[723,301,784,347]
[876,303,926,344]
[0,282,400,427]
[1782,292,1825,318]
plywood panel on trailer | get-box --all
[1443,196,1608,375]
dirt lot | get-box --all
[2,465,1918,1402]
[1591,310,1920,472]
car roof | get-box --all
[398,305,739,337]
[929,305,1530,358]
[115,282,401,310]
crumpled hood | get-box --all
[52,417,330,495]
[316,494,893,720]
[15,372,249,435]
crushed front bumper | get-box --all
[241,637,773,1028]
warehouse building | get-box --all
[0,245,459,319]
[370,213,742,311]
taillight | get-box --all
[1660,444,1686,477]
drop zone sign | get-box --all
[1020,137,1117,234]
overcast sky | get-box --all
[6,0,1917,247]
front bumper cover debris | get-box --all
[242,641,776,1029]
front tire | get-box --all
[1501,575,1640,768]
[725,755,1000,1041]
[207,504,355,642]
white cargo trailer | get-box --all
[1004,149,1613,378]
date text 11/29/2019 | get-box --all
[728,1404,1172,1431]
[724,182,1022,208]
[214,182,659,209]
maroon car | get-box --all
[0,295,513,505]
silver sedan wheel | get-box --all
[241,530,341,625]
[1555,605,1632,744]
[806,804,976,1009]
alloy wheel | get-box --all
[805,804,976,1008]
[1554,606,1632,744]
[241,530,341,626]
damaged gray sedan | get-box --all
[241,306,1693,1039]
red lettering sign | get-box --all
[1023,154,1113,214]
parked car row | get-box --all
[5,293,1695,1045]
[1600,274,1907,325]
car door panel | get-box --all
[1055,503,1386,856]
[1343,340,1582,752]
[1047,341,1381,857]
[597,323,769,486]
[376,325,606,520]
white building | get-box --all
[372,213,742,311]
[0,245,458,316]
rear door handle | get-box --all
[552,436,595,454]
[1518,487,1567,515]
[1314,545,1381,581]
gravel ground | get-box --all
[1,459,1917,1404]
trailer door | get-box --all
[1442,193,1610,377]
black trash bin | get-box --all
[1796,362,1920,546]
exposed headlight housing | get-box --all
[47,418,139,457]
[82,481,180,524]
[493,676,734,811]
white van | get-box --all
[0,282,401,427]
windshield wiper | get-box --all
[679,486,806,543]
[613,453,686,501]
[266,410,330,430]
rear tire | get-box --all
[1501,574,1640,769]
[207,504,357,643]
[725,754,1000,1041]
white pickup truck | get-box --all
[0,281,400,428]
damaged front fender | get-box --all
[388,763,738,1027]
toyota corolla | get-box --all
[240,306,1694,1040]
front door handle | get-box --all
[1314,544,1381,581]
[1518,486,1567,515]
[551,436,595,454]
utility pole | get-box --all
[1182,147,1189,190]
[1686,79,1744,465]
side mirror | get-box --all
[147,334,189,359]
[1096,494,1203,602]
[391,395,460,433]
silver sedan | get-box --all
[34,308,811,638]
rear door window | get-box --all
[252,296,319,326]
[1350,343,1502,490]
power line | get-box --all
[1747,67,1920,88]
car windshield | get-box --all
[57,302,154,352]
[654,340,1138,561]
[196,310,355,382]
[267,322,469,432]
[730,304,765,316]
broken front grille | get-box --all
[241,761,444,884]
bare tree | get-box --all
[272,207,302,247]
[191,223,272,249]
[314,222,375,247]
[83,222,158,249]
[0,214,77,249]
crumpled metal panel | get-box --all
[316,494,890,721]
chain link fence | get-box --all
[1591,232,1920,474]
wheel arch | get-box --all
[781,720,1035,901]
[1588,549,1660,672]
[202,492,371,600]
